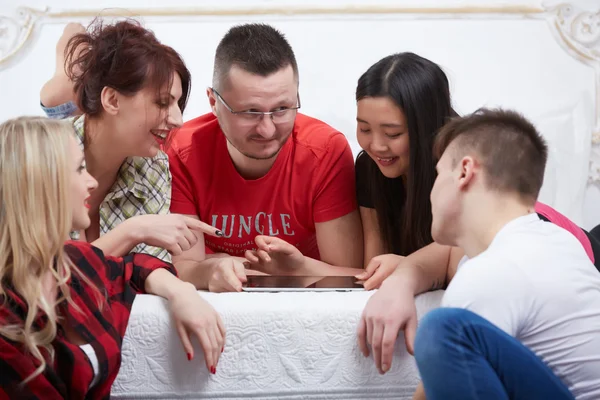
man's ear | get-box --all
[457,156,476,190]
[100,87,119,115]
[207,87,217,116]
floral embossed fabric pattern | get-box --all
[111,291,444,399]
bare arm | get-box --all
[144,267,194,299]
[40,75,76,109]
[170,214,250,292]
[315,210,364,268]
[360,206,386,264]
[91,213,223,260]
[285,258,364,276]
[279,209,365,276]
[244,235,364,277]
[171,215,210,288]
[144,268,225,372]
[40,23,85,108]
[90,218,139,257]
[176,252,251,292]
[384,242,453,295]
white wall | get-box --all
[1,0,599,227]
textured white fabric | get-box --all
[80,343,100,389]
[111,290,444,399]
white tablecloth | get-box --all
[111,290,444,399]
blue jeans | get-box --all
[40,101,78,119]
[414,308,574,400]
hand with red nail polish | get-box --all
[167,282,226,373]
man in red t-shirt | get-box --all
[168,23,363,292]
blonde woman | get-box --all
[0,117,225,399]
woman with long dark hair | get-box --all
[353,53,456,283]
[354,53,600,290]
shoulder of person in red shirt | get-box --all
[290,113,357,222]
[168,112,220,157]
[167,112,357,220]
[292,113,349,155]
[168,112,349,163]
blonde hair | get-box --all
[0,116,81,382]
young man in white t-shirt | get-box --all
[409,109,600,399]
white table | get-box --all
[111,290,444,399]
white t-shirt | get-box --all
[443,213,600,400]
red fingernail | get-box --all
[210,366,216,374]
[187,353,192,361]
[221,346,224,353]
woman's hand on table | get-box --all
[355,254,405,290]
[167,282,225,374]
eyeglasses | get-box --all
[211,88,301,125]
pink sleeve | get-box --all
[535,201,594,263]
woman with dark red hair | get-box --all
[40,20,221,263]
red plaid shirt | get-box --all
[0,241,177,399]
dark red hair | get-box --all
[65,19,191,118]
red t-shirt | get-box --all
[167,113,357,259]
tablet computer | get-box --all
[241,275,364,292]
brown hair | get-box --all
[434,108,548,202]
[65,19,191,118]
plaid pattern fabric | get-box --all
[0,241,177,399]
[69,116,172,262]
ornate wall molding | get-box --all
[544,2,600,181]
[0,7,37,68]
[1,2,599,180]
[0,5,547,68]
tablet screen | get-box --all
[242,275,364,291]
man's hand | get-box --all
[244,235,306,275]
[206,256,248,292]
[357,275,418,374]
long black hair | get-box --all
[356,52,457,255]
